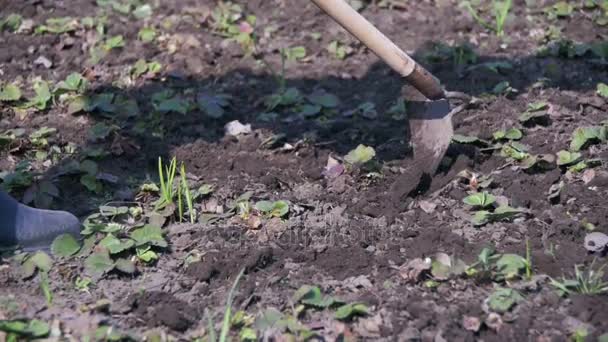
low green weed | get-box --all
[461,0,512,37]
[550,260,608,296]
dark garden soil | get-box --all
[1,0,608,340]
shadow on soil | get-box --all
[23,43,608,217]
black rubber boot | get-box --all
[0,191,81,251]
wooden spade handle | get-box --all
[311,0,445,100]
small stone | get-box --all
[224,120,252,136]
[34,55,53,68]
[584,232,608,252]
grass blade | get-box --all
[219,268,246,342]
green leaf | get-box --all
[493,128,523,141]
[240,327,257,341]
[51,234,81,257]
[0,13,23,32]
[568,159,601,173]
[0,319,50,338]
[136,246,158,263]
[197,93,231,118]
[133,4,152,19]
[496,254,526,279]
[99,205,129,217]
[254,200,273,213]
[21,251,53,278]
[130,225,167,248]
[308,91,340,108]
[452,134,489,146]
[155,97,190,114]
[80,159,99,175]
[114,258,136,274]
[103,35,125,50]
[283,46,307,61]
[463,192,496,208]
[80,174,102,194]
[570,126,605,151]
[39,272,53,305]
[84,250,115,276]
[29,251,53,272]
[255,200,289,218]
[598,83,608,99]
[500,142,529,160]
[27,80,52,110]
[471,206,523,226]
[344,144,376,165]
[36,17,78,34]
[556,150,582,166]
[0,83,22,102]
[335,303,369,320]
[294,285,342,308]
[56,72,87,93]
[138,27,156,42]
[471,210,491,226]
[99,235,135,254]
[488,288,524,313]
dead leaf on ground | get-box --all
[485,312,503,331]
[418,200,437,214]
[462,316,481,332]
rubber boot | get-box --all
[0,191,81,251]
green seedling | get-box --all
[0,319,50,340]
[327,40,353,60]
[131,59,162,78]
[282,46,307,62]
[156,156,178,210]
[461,0,512,37]
[598,83,608,98]
[463,191,496,209]
[550,260,608,296]
[467,247,530,281]
[55,72,88,94]
[179,163,196,224]
[0,13,23,32]
[25,80,53,110]
[293,285,343,309]
[556,150,582,166]
[524,238,533,280]
[500,141,530,161]
[138,27,157,42]
[36,17,79,34]
[492,81,517,96]
[0,82,21,102]
[493,128,522,141]
[206,268,245,342]
[75,276,92,293]
[570,126,607,151]
[344,144,376,165]
[472,205,524,226]
[254,200,289,218]
[51,233,81,257]
[210,2,257,54]
[21,251,53,279]
[39,272,53,305]
[544,1,574,20]
[197,93,232,119]
[452,134,491,147]
[487,287,524,313]
[335,303,369,321]
[519,102,549,124]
